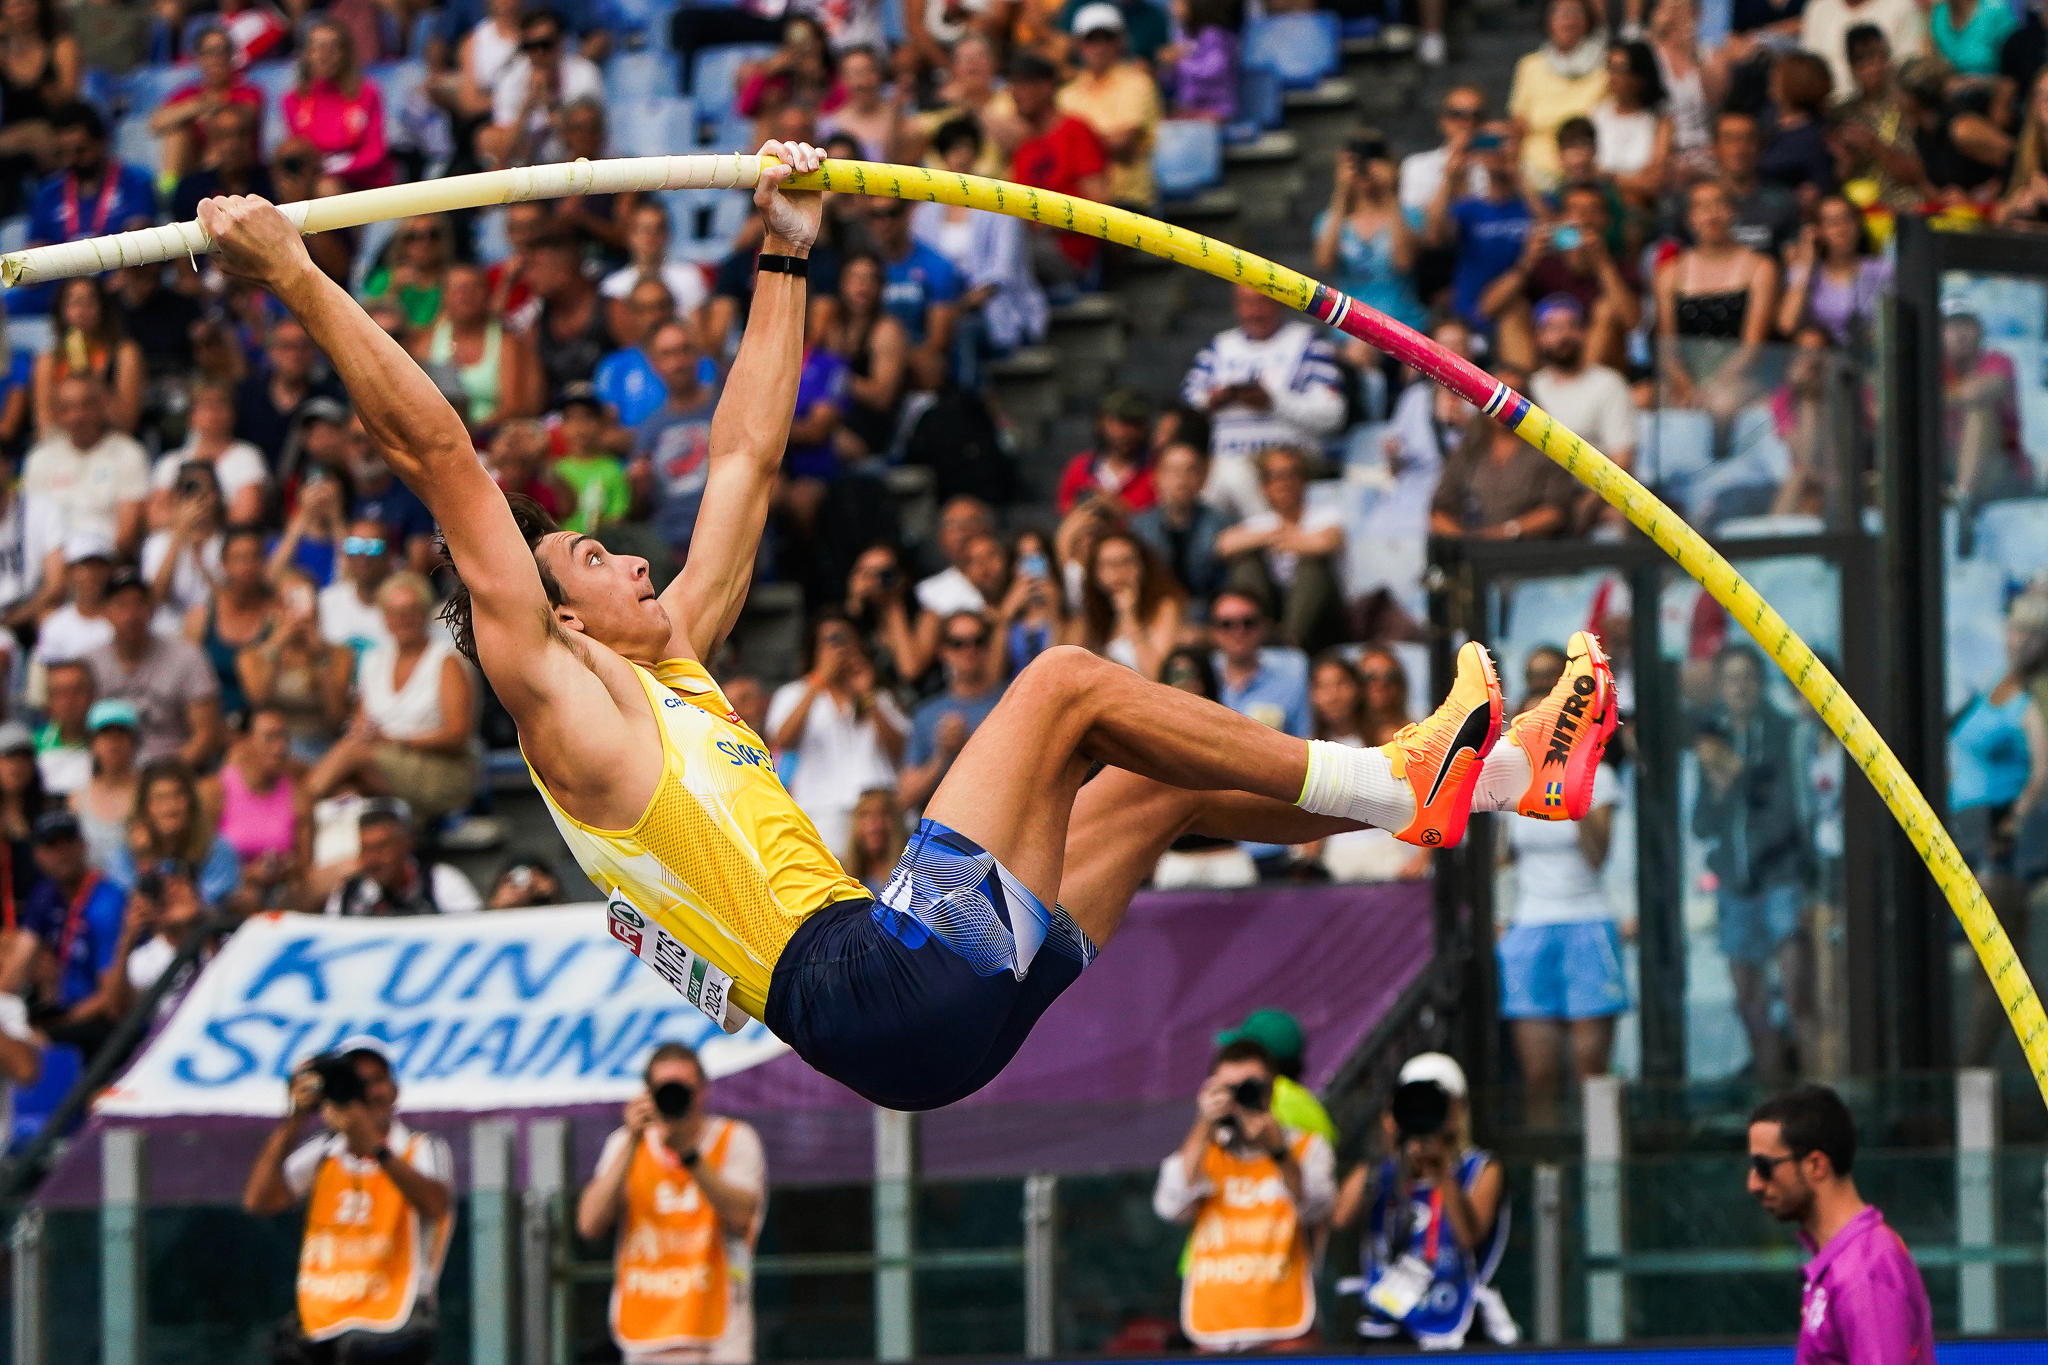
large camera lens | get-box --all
[1391,1079,1451,1140]
[651,1080,695,1119]
[1230,1077,1271,1112]
[311,1054,367,1107]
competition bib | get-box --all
[606,889,750,1034]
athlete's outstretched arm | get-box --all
[197,195,595,721]
[660,141,824,662]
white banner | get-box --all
[97,905,787,1117]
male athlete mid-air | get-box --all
[198,142,1616,1111]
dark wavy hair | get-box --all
[435,492,565,665]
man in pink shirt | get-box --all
[1748,1085,1934,1365]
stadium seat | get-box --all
[125,64,191,118]
[1946,557,2010,709]
[1153,118,1222,201]
[371,59,430,144]
[612,97,698,158]
[691,44,773,111]
[1634,407,1715,488]
[246,60,297,109]
[607,49,681,100]
[1974,497,2048,583]
[1229,64,1283,141]
[1242,12,1340,90]
[114,119,160,176]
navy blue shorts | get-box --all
[764,818,1098,1110]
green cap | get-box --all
[1217,1009,1305,1066]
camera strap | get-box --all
[605,887,750,1033]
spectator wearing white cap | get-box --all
[21,373,148,560]
[24,532,116,704]
[1335,1053,1518,1349]
[1058,4,1162,209]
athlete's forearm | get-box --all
[708,264,808,479]
[269,262,475,486]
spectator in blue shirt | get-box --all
[594,277,677,428]
[1210,589,1310,734]
[24,104,158,315]
[898,611,1007,809]
[1425,119,1537,365]
[12,809,127,1137]
[865,198,963,392]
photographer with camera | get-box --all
[1152,1038,1336,1351]
[1335,1052,1515,1349]
[577,1041,766,1365]
[243,1039,454,1365]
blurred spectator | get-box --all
[237,320,342,466]
[1836,26,1927,211]
[1777,193,1891,347]
[1529,295,1638,532]
[66,0,142,79]
[602,201,712,345]
[30,532,115,679]
[864,199,961,394]
[318,514,396,655]
[87,568,224,769]
[482,8,604,168]
[1695,643,1812,1082]
[634,322,721,560]
[1166,0,1243,123]
[347,421,438,573]
[307,572,482,832]
[844,543,935,689]
[364,216,455,332]
[110,263,205,419]
[203,706,307,911]
[1154,1038,1335,1351]
[101,857,221,1021]
[1058,0,1167,61]
[1898,55,2008,202]
[817,254,908,460]
[820,44,910,161]
[595,283,681,428]
[283,18,393,191]
[18,809,124,1079]
[22,376,145,557]
[243,567,356,760]
[0,294,32,451]
[1759,52,1838,198]
[25,103,154,256]
[109,757,241,904]
[1426,121,1538,367]
[523,227,617,406]
[1498,646,1626,1127]
[1702,110,1801,255]
[140,461,226,633]
[73,699,139,870]
[1182,287,1346,522]
[486,201,552,316]
[486,857,567,908]
[918,496,997,616]
[842,787,909,897]
[413,262,539,430]
[1373,315,1474,518]
[1132,441,1229,617]
[33,657,94,798]
[1645,0,1721,176]
[185,526,279,723]
[899,610,1006,808]
[33,278,145,437]
[149,25,263,185]
[487,418,571,521]
[1500,184,1640,370]
[1594,41,1672,207]
[1746,1086,1934,1365]
[1760,325,1847,519]
[1399,86,1489,222]
[1057,388,1154,514]
[1150,643,1257,888]
[324,799,484,915]
[1337,1053,1515,1348]
[577,1042,767,1365]
[155,380,269,527]
[1215,447,1344,654]
[0,0,77,214]
[211,0,292,67]
[1218,1009,1336,1144]
[1431,368,1581,540]
[1804,0,1928,96]
[915,34,1010,176]
[732,16,837,139]
[0,721,45,842]
[1655,179,1779,416]
[242,1041,453,1362]
[767,612,908,854]
[1999,70,2048,227]
[1509,0,1608,190]
[914,118,1048,388]
[552,389,632,536]
[1072,529,1182,678]
[1211,589,1309,735]
[1006,51,1109,280]
[1058,4,1160,210]
[0,961,37,1139]
[553,102,638,258]
[1315,131,1427,350]
[1941,306,2028,505]
[431,0,527,148]
[991,528,1066,676]
[1310,647,1424,882]
[779,331,851,543]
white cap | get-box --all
[62,528,115,564]
[1398,1051,1468,1099]
[1072,1,1126,34]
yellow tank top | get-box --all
[527,657,867,1019]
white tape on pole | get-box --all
[0,152,770,287]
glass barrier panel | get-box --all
[1053,1171,1182,1354]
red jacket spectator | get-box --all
[1057,452,1156,513]
[1006,52,1109,271]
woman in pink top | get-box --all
[281,18,392,191]
[205,705,306,911]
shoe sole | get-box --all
[1403,643,1503,849]
[1517,632,1614,821]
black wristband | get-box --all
[756,252,810,279]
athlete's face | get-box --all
[538,532,673,660]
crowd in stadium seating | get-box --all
[0,0,2038,1145]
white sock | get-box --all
[1296,738,1416,830]
[1472,740,1533,813]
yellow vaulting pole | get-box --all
[9,154,2039,1098]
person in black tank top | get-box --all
[1656,178,1779,415]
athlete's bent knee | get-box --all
[1012,644,1117,711]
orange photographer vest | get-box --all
[1181,1132,1318,1350]
[298,1133,451,1340]
[611,1120,742,1353]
